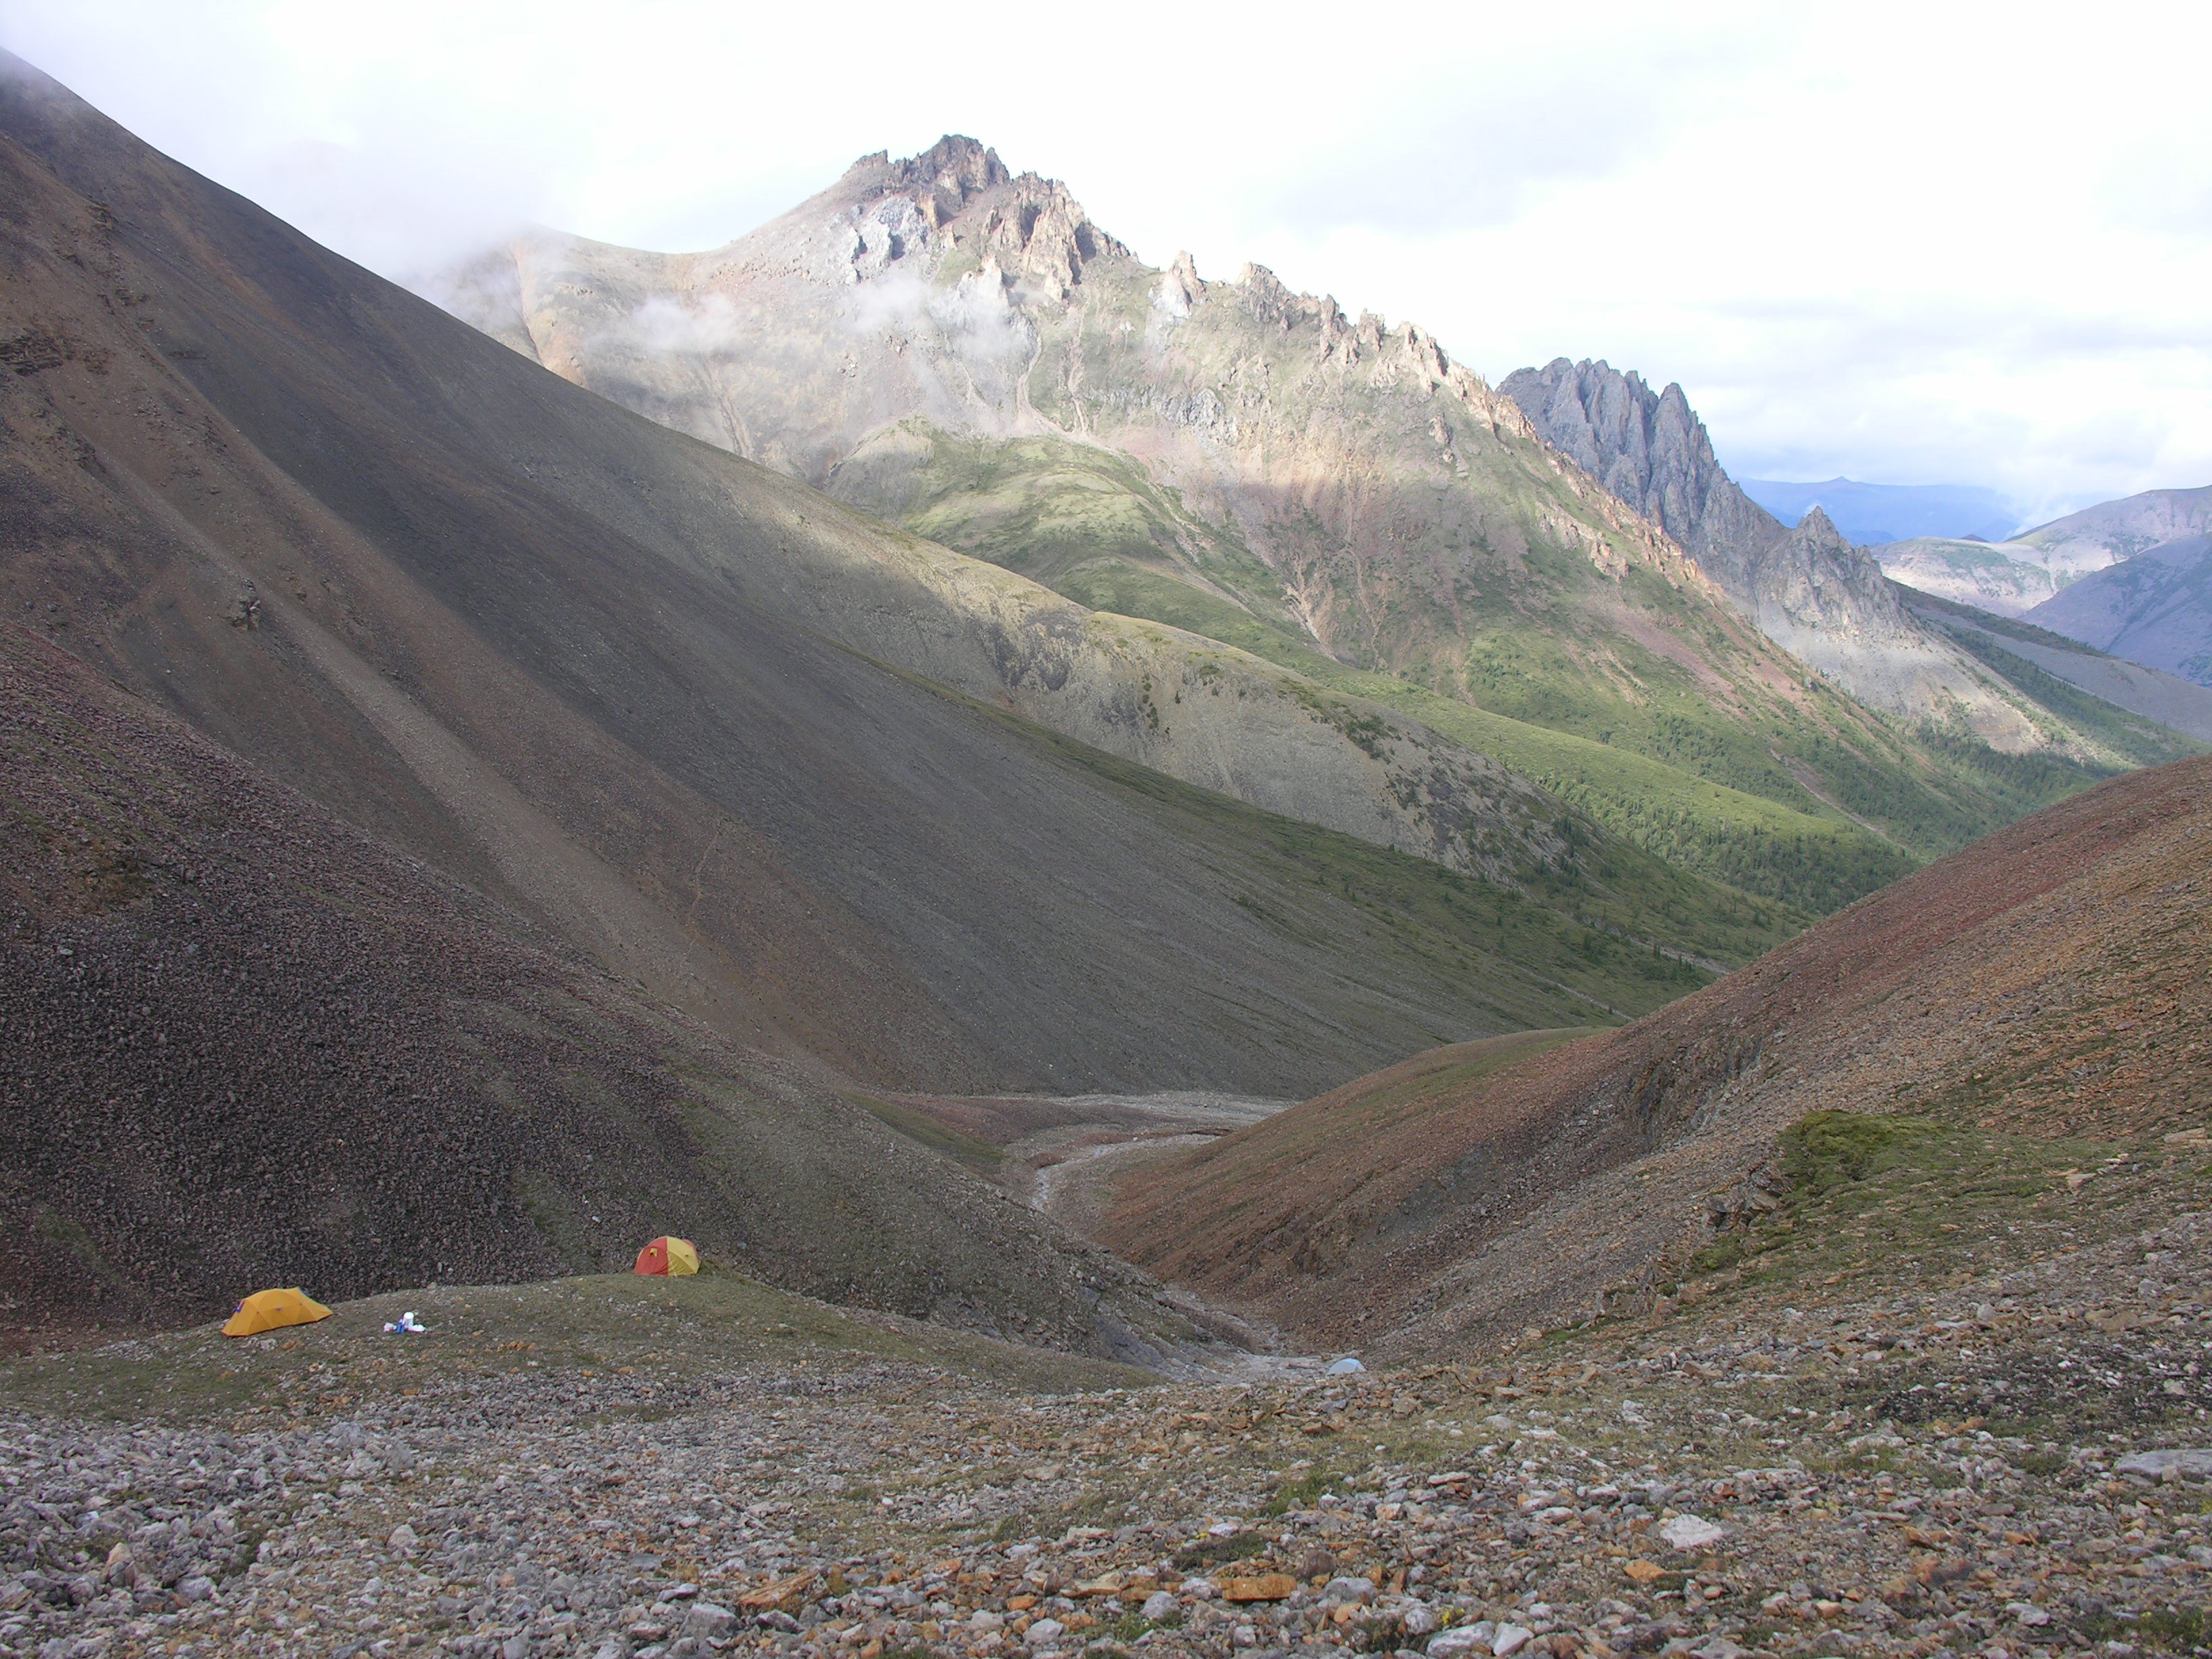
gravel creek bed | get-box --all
[3,1215,2209,1659]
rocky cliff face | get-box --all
[1496,357,1783,575]
[1498,358,2039,739]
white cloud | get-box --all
[4,0,2207,512]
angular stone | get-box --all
[684,1601,737,1640]
[1223,1574,1298,1603]
[1659,1515,1727,1551]
[2115,1449,2212,1478]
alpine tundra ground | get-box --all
[3,1117,2208,1659]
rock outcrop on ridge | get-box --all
[1498,358,2039,739]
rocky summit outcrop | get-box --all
[1496,357,1782,575]
[1499,359,2041,746]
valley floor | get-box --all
[3,1139,2208,1659]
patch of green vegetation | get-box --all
[842,424,1294,628]
[1933,626,2206,770]
[1172,1532,1269,1570]
[878,661,1744,1015]
[1054,560,1313,660]
[1103,1608,1181,1642]
[1262,1465,1347,1516]
[31,1207,112,1278]
[1675,1111,2212,1321]
[0,1275,1149,1425]
[512,1167,603,1275]
[2081,1606,2211,1654]
[1278,654,1910,917]
[848,419,2169,928]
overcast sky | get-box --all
[6,1,2207,524]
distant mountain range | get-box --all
[432,144,2197,928]
[1736,476,2021,545]
[1866,486,2212,689]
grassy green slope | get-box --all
[904,667,1795,1012]
[842,414,2189,920]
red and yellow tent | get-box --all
[634,1236,699,1276]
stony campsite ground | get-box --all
[4,1119,2210,1659]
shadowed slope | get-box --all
[1102,755,2212,1356]
[0,628,1209,1359]
[2029,535,2212,689]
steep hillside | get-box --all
[438,139,2159,917]
[2028,534,2212,687]
[1874,535,2072,614]
[1101,754,2212,1357]
[1497,361,2033,737]
[0,55,1750,1110]
[2018,483,2212,568]
[0,626,1210,1359]
[1901,584,2212,744]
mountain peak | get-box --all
[1791,504,1849,547]
[890,133,1007,192]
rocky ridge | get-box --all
[1497,360,2039,745]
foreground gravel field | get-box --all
[3,1164,2209,1659]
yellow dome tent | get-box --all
[222,1288,333,1337]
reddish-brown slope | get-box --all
[1102,756,2212,1353]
